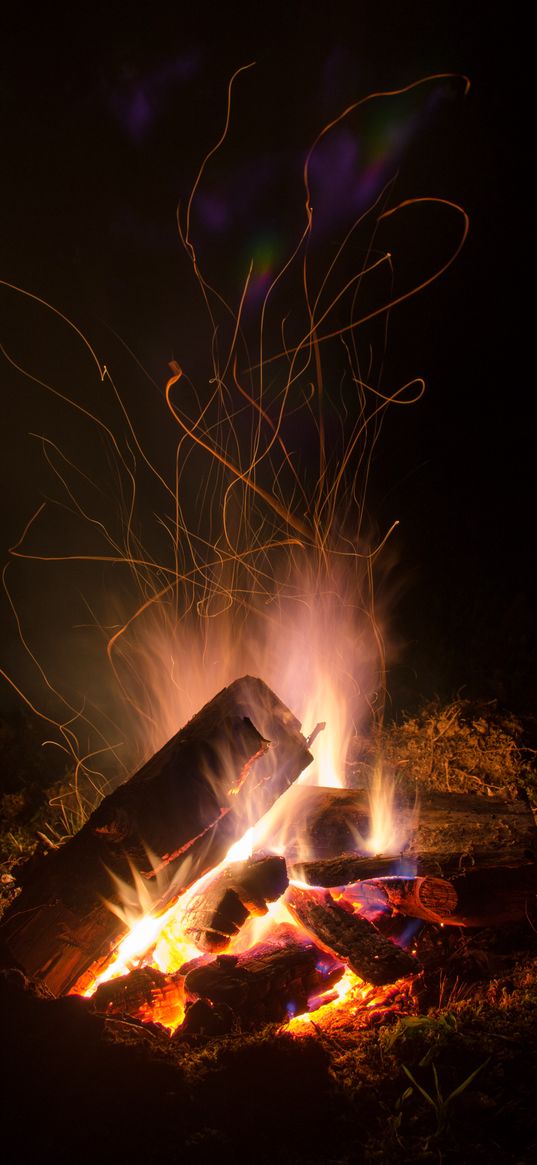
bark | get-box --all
[182,930,344,1029]
[0,677,312,996]
[91,965,185,1027]
[182,853,288,951]
[290,854,411,886]
[284,885,420,985]
[372,863,537,927]
[283,785,537,872]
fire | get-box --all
[81,738,414,1034]
[2,70,467,1038]
[364,765,417,856]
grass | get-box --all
[1,696,537,1163]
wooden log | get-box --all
[0,677,312,996]
[182,930,344,1029]
[368,876,459,923]
[284,885,420,985]
[282,785,537,872]
[371,864,537,927]
[182,853,288,951]
[91,965,185,1029]
[290,853,415,887]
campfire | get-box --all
[3,675,536,1040]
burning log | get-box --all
[371,864,537,927]
[284,885,419,985]
[182,853,288,951]
[0,677,312,996]
[284,785,537,874]
[181,931,344,1030]
[290,854,411,887]
[91,965,185,1027]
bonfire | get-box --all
[1,51,535,1165]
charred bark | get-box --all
[291,854,411,886]
[284,885,419,985]
[91,965,185,1027]
[372,863,537,927]
[182,930,344,1030]
[182,853,288,951]
[0,677,312,996]
[283,785,537,873]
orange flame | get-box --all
[4,69,466,1034]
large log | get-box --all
[182,853,288,951]
[0,677,312,996]
[283,785,537,873]
[284,885,419,985]
[182,930,344,1029]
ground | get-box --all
[1,699,536,1164]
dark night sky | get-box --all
[2,2,534,721]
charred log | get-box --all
[282,785,537,872]
[0,677,312,996]
[182,853,288,951]
[291,853,412,887]
[372,863,537,927]
[91,965,185,1026]
[182,931,344,1029]
[284,885,419,985]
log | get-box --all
[0,677,312,996]
[282,785,537,872]
[290,853,416,887]
[182,853,288,951]
[371,864,537,927]
[284,885,420,985]
[182,929,344,1029]
[91,965,185,1029]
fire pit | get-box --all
[3,677,536,1043]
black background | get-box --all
[2,2,534,721]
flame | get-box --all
[81,747,414,1033]
[363,765,416,856]
[4,71,466,1037]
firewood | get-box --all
[367,876,459,923]
[182,931,344,1029]
[182,853,288,951]
[0,677,312,996]
[290,853,411,886]
[281,785,537,871]
[91,965,184,1026]
[372,863,537,927]
[284,885,420,985]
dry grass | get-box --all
[376,699,537,806]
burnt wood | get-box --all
[284,885,419,985]
[182,853,288,951]
[183,931,344,1028]
[283,785,537,872]
[0,677,312,996]
[291,853,412,886]
[91,965,184,1026]
[372,864,537,927]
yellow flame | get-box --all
[363,765,418,855]
[6,71,464,1035]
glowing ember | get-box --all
[81,744,416,1034]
